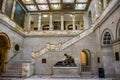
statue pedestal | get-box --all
[52,66,80,78]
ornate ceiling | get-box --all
[19,0,91,13]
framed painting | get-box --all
[0,0,3,11]
[14,1,25,28]
[5,0,13,17]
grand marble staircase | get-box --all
[31,27,94,64]
[2,61,30,78]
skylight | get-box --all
[22,0,34,4]
[63,0,75,3]
[49,0,61,3]
[26,5,38,11]
[76,0,88,3]
[75,4,86,10]
[21,0,90,12]
[38,5,49,10]
[36,0,47,3]
[51,4,61,10]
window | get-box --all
[103,32,112,45]
[88,11,92,26]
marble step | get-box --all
[52,74,80,78]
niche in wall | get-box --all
[42,58,46,63]
[115,52,119,61]
[14,44,20,51]
[97,57,100,63]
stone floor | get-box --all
[0,75,119,80]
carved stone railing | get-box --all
[31,43,62,64]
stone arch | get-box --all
[101,28,114,46]
[80,49,91,73]
[101,29,115,77]
[116,19,120,40]
[0,32,10,74]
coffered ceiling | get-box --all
[19,0,91,13]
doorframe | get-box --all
[0,32,10,74]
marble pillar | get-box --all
[28,14,31,31]
[38,14,42,31]
[61,14,64,30]
[72,14,76,30]
[49,13,53,30]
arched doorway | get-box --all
[0,32,10,74]
[80,49,91,74]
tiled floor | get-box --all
[0,75,116,80]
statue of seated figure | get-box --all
[54,53,76,67]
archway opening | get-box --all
[80,49,91,73]
[0,33,10,74]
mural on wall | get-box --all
[0,0,3,10]
[5,0,13,17]
[14,2,25,28]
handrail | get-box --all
[5,51,22,64]
[5,53,17,64]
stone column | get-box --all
[28,14,31,31]
[72,14,76,30]
[49,13,53,30]
[61,14,64,30]
[1,0,7,13]
[38,14,42,31]
[94,0,103,19]
[103,0,108,9]
[11,0,16,20]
